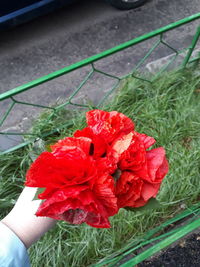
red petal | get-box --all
[118,133,146,172]
[116,171,144,208]
[61,209,88,224]
[25,152,57,187]
[74,127,107,158]
[135,132,156,149]
[36,186,113,228]
[61,209,111,228]
[51,136,92,156]
[146,147,169,183]
[156,157,169,181]
[86,110,134,143]
[25,148,97,188]
[96,154,118,176]
[132,182,161,207]
[94,174,118,216]
[112,132,133,155]
[38,187,56,199]
[141,182,161,201]
[85,213,111,228]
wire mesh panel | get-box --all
[1,13,200,154]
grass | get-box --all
[0,68,200,267]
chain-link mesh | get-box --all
[1,14,200,154]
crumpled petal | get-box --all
[86,110,134,143]
[141,182,161,201]
[116,171,162,208]
[93,174,118,216]
[25,140,97,188]
[134,132,156,149]
[36,186,113,228]
[74,127,107,158]
[111,132,133,155]
[117,132,146,172]
[136,147,169,183]
[95,152,118,175]
[51,136,92,156]
[115,171,144,208]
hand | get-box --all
[1,187,56,249]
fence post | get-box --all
[182,26,200,68]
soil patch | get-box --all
[138,233,200,267]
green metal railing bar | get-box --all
[109,212,200,266]
[94,203,200,266]
[0,132,36,136]
[182,25,200,67]
[120,217,200,267]
[108,226,196,267]
[0,101,15,126]
[1,141,32,155]
[0,12,200,101]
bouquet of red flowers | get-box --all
[25,110,169,228]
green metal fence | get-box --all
[1,13,200,155]
[94,203,200,266]
[1,12,200,266]
[93,203,200,267]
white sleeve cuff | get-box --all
[0,222,30,267]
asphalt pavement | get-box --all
[0,0,200,151]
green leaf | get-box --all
[33,187,46,201]
[124,198,162,213]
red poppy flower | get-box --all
[25,136,118,228]
[116,171,161,208]
[86,110,134,143]
[36,186,109,227]
[74,128,118,174]
[112,131,156,172]
[134,147,169,184]
[36,173,118,228]
[74,127,107,158]
[25,109,169,228]
[25,137,97,188]
[111,131,168,182]
[112,132,168,208]
[115,147,168,208]
[36,180,117,228]
[118,133,146,172]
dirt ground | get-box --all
[138,233,200,267]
